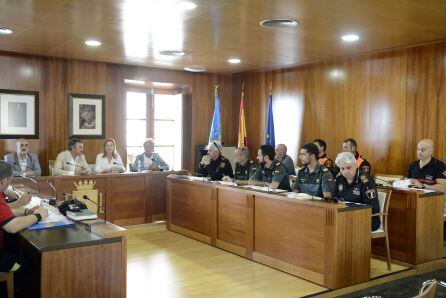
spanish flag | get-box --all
[237,86,247,147]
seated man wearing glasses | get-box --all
[4,139,41,177]
[198,142,233,181]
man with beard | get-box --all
[294,143,334,198]
[249,144,290,191]
[342,138,372,174]
[4,139,41,177]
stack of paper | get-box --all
[24,196,74,230]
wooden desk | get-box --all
[18,221,127,298]
[373,187,444,264]
[167,178,372,289]
[12,171,184,226]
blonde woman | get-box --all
[94,139,125,174]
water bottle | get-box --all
[137,160,142,173]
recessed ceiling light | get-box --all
[124,79,146,85]
[184,66,206,72]
[176,1,197,10]
[0,27,13,35]
[228,58,241,64]
[341,34,359,42]
[260,19,298,29]
[159,50,186,56]
[85,40,101,47]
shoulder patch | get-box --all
[322,167,329,172]
[220,163,226,168]
[275,162,281,166]
[359,175,368,183]
[221,156,227,161]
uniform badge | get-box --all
[276,162,281,166]
[365,189,377,199]
[338,184,343,191]
[353,188,360,195]
[426,175,433,180]
[274,170,280,174]
[359,175,369,184]
[316,178,320,183]
[220,163,226,168]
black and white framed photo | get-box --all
[0,89,39,139]
[68,93,105,139]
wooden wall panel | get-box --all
[234,40,446,175]
[0,52,235,174]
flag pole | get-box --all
[214,85,220,95]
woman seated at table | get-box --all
[94,139,125,174]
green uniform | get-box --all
[250,161,291,191]
[294,164,334,197]
[234,160,257,180]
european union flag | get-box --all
[208,92,221,143]
[265,93,275,147]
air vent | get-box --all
[159,50,186,56]
[184,66,206,72]
[260,19,298,28]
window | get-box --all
[125,90,183,170]
[126,91,147,164]
[154,93,182,170]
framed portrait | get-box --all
[68,93,105,139]
[0,89,39,139]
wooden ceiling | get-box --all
[1,0,446,73]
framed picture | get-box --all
[0,89,39,139]
[68,93,105,139]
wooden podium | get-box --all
[373,187,444,264]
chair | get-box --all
[413,279,437,298]
[372,188,392,270]
[0,271,14,298]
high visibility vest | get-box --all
[318,157,328,165]
[357,156,364,168]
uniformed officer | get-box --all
[249,144,291,191]
[222,147,257,184]
[314,139,338,177]
[333,152,380,231]
[294,143,334,198]
[407,139,446,191]
[342,138,372,175]
[198,142,233,181]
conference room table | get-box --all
[6,185,127,297]
[166,176,373,290]
[11,170,185,226]
[373,186,444,265]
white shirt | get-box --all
[94,153,125,174]
[18,155,28,172]
[143,155,153,168]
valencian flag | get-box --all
[208,86,222,143]
[265,85,275,147]
[237,85,247,147]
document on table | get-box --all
[283,192,323,200]
[23,196,74,227]
[241,185,287,193]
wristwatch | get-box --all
[34,213,42,222]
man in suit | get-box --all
[53,139,91,176]
[131,138,169,172]
[4,139,41,177]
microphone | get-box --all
[22,175,40,194]
[67,162,85,170]
[13,162,36,176]
[113,162,124,166]
[82,195,105,212]
[45,180,57,205]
